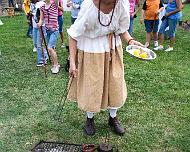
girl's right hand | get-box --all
[67,1,73,7]
[69,63,77,78]
[37,21,42,27]
[140,18,144,24]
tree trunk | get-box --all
[0,0,8,16]
[1,0,9,8]
[0,0,23,16]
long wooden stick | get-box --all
[40,26,51,63]
[54,76,73,122]
[39,26,47,77]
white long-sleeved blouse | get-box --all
[67,0,130,53]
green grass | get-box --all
[0,5,190,152]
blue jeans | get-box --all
[128,17,134,35]
[46,30,59,49]
[27,24,33,36]
[159,18,178,38]
[33,27,49,64]
[8,0,14,7]
[58,15,64,32]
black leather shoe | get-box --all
[84,117,95,136]
[108,116,125,136]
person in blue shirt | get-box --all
[154,0,183,52]
[67,0,84,24]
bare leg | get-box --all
[164,36,175,51]
[153,32,158,41]
[169,37,175,47]
[146,32,151,44]
[154,33,164,50]
[145,32,151,47]
[159,33,165,46]
[48,48,58,65]
[60,32,64,44]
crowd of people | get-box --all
[22,0,83,73]
[22,0,184,70]
[22,0,183,136]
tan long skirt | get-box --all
[67,45,127,112]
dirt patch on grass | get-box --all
[179,20,190,32]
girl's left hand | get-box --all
[129,40,144,47]
[166,12,170,17]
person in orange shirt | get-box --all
[140,0,164,48]
[22,0,33,38]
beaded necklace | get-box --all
[98,0,117,27]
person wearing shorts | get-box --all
[128,0,140,35]
[46,30,59,49]
[154,0,183,52]
[66,0,83,24]
[140,0,164,48]
[38,0,60,74]
[57,0,65,48]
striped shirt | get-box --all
[41,2,58,31]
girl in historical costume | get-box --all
[67,0,143,136]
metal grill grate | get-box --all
[31,141,83,152]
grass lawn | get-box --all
[0,4,190,152]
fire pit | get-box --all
[31,141,83,152]
[31,141,118,152]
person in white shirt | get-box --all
[66,0,84,24]
[67,0,143,136]
[30,0,49,66]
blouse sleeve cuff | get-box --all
[116,23,129,35]
[67,28,79,41]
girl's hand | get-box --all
[166,12,170,17]
[69,63,77,78]
[129,39,144,47]
[37,20,42,27]
[140,18,144,24]
[157,10,160,15]
[67,1,73,7]
[130,12,134,17]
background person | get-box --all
[22,0,33,38]
[154,0,183,51]
[31,0,49,66]
[128,0,141,35]
[56,0,65,48]
[8,0,14,7]
[66,0,83,24]
[140,0,164,48]
[38,0,60,74]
